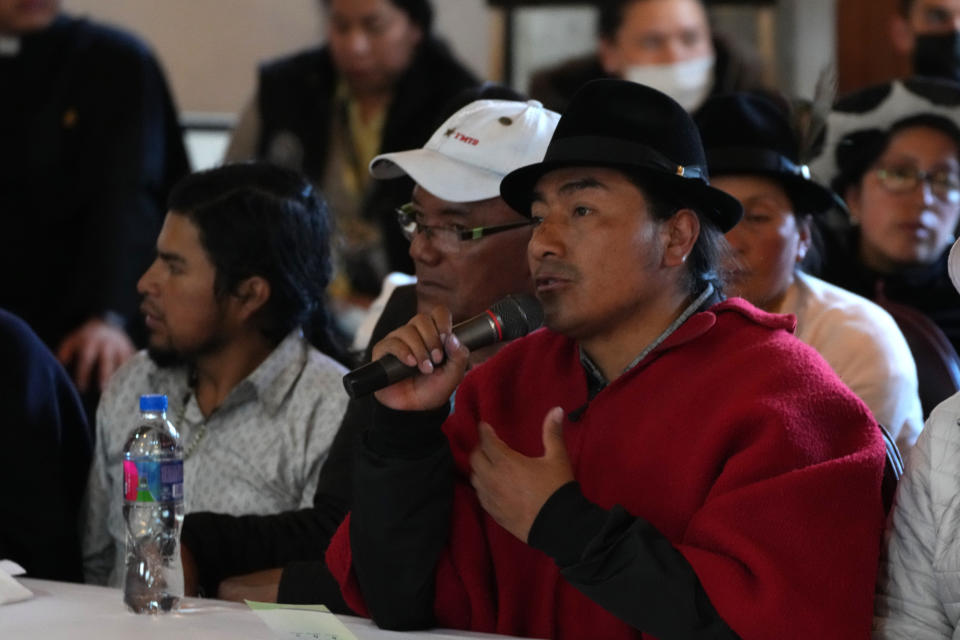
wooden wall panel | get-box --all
[836,0,911,95]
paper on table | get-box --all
[0,559,32,605]
[246,600,358,640]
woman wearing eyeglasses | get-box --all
[813,78,960,365]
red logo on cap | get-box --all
[453,131,479,146]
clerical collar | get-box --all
[0,36,21,56]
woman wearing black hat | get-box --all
[812,78,960,396]
[696,92,922,452]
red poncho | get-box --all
[329,299,886,639]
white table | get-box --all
[0,578,532,640]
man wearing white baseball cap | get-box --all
[368,97,561,334]
[179,93,561,605]
[876,237,960,637]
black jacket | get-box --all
[0,15,189,350]
[818,225,960,351]
[817,225,960,413]
[255,40,478,289]
[0,309,91,582]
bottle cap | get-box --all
[139,394,168,412]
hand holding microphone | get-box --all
[343,294,543,409]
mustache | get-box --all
[140,298,162,319]
[533,259,581,281]
[721,255,748,277]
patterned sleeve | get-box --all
[297,356,351,509]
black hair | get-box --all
[899,0,914,17]
[831,114,960,197]
[597,0,706,40]
[321,0,433,32]
[167,162,351,365]
[624,172,731,297]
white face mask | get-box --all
[623,56,716,112]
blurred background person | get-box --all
[82,163,350,586]
[812,77,960,415]
[0,0,190,413]
[0,308,91,583]
[892,0,960,82]
[224,0,478,338]
[529,0,765,114]
[697,92,923,452]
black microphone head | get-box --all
[490,294,544,341]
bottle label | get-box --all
[123,459,183,503]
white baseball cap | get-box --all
[369,99,560,203]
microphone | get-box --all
[342,293,544,398]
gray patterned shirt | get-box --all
[81,330,350,586]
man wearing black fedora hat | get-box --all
[696,92,923,453]
[325,80,886,639]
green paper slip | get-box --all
[245,600,359,640]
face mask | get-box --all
[914,32,960,83]
[623,55,715,112]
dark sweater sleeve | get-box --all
[0,310,91,582]
[350,400,453,631]
[528,482,741,640]
[277,560,350,612]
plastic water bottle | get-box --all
[122,394,184,613]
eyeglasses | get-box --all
[874,164,960,203]
[396,203,535,254]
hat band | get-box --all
[707,147,812,180]
[543,136,706,181]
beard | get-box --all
[146,345,186,368]
[142,296,233,369]
[146,331,228,369]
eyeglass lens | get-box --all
[877,165,960,202]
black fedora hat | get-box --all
[499,79,743,232]
[695,92,844,215]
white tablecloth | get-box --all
[0,578,533,640]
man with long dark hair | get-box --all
[82,163,350,586]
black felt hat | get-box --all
[695,92,843,215]
[499,79,743,232]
